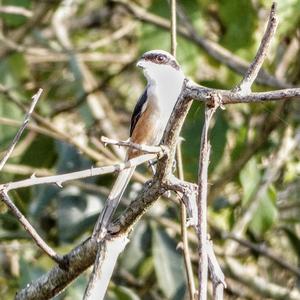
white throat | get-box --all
[144,63,185,124]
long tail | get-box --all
[92,166,136,239]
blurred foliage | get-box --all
[0,0,300,299]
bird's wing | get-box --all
[130,88,148,137]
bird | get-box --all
[92,49,185,240]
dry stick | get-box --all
[0,90,63,264]
[0,153,159,192]
[207,240,226,300]
[170,0,177,57]
[235,2,278,94]
[0,191,63,264]
[176,141,196,300]
[100,136,165,154]
[0,5,33,17]
[197,103,217,300]
[0,89,42,171]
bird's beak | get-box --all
[136,59,146,69]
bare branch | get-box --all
[197,100,219,300]
[176,140,197,300]
[184,81,300,104]
[0,191,63,264]
[207,240,226,300]
[170,0,177,57]
[235,2,278,94]
[100,136,166,154]
[0,89,42,171]
[0,153,159,192]
[0,5,33,17]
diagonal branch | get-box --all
[0,191,63,264]
[235,3,278,94]
[0,153,159,192]
[100,136,166,154]
[0,88,42,171]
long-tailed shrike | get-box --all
[93,50,185,239]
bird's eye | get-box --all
[156,55,166,63]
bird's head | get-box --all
[136,50,184,84]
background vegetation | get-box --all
[0,0,300,299]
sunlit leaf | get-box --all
[250,185,278,237]
[121,221,150,272]
[152,227,186,300]
[240,158,261,205]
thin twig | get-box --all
[0,5,33,17]
[100,136,166,154]
[207,240,226,300]
[197,98,219,300]
[176,141,196,300]
[235,2,278,94]
[0,89,42,171]
[0,191,63,264]
[170,0,177,57]
[0,153,159,192]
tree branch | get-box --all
[197,100,219,300]
[235,3,278,94]
[0,88,42,171]
[0,191,63,264]
[0,153,159,192]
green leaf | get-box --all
[249,185,278,237]
[121,221,150,272]
[19,257,45,288]
[219,0,257,52]
[58,276,88,300]
[152,227,186,300]
[210,110,228,172]
[240,158,261,205]
[182,102,204,181]
[54,142,103,242]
